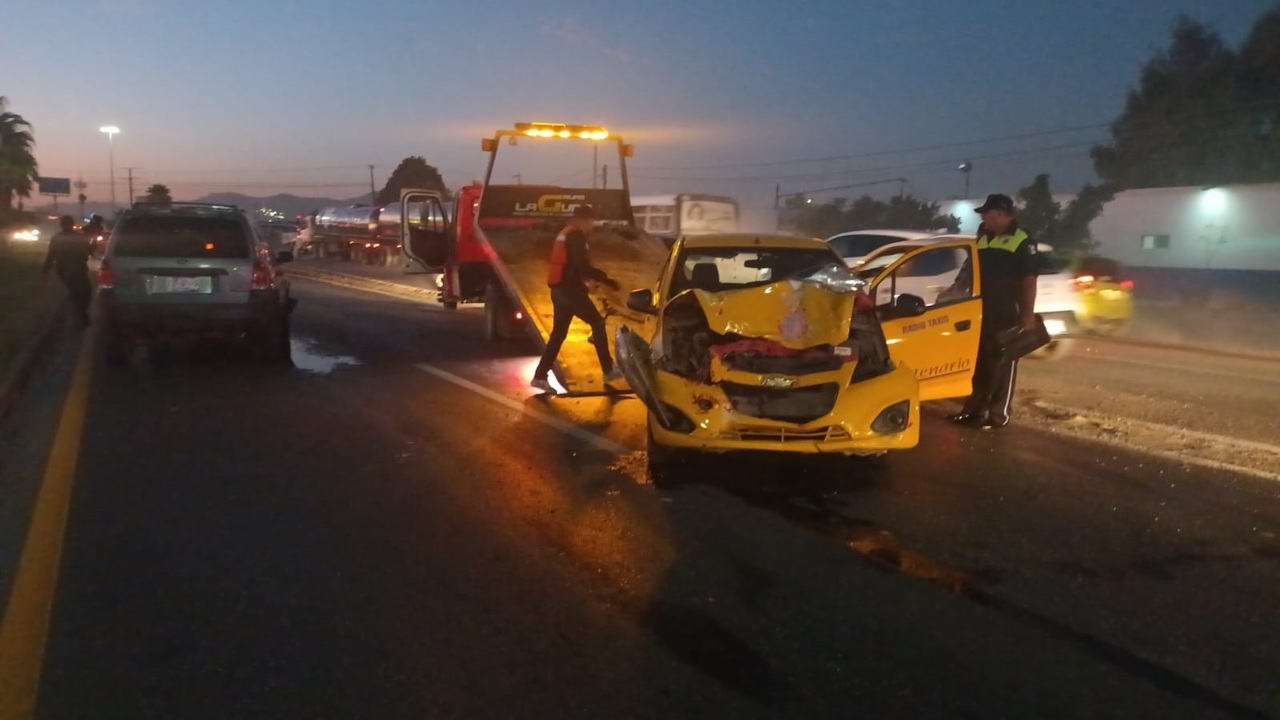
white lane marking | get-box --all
[415,364,628,455]
[1075,353,1280,384]
[1025,401,1280,483]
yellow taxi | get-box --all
[1071,255,1135,334]
[615,233,984,479]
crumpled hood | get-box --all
[691,280,854,349]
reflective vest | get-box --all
[547,226,573,286]
[976,226,1030,253]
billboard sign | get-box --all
[37,177,72,195]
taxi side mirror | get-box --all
[885,292,926,316]
[893,293,927,317]
[627,289,657,315]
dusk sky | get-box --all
[4,0,1272,220]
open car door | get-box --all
[864,238,983,401]
[399,189,450,272]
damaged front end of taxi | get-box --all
[617,264,921,455]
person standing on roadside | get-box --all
[42,215,94,327]
[948,194,1038,430]
[531,205,624,394]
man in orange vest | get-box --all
[532,205,623,393]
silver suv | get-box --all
[99,203,296,364]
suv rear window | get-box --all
[113,215,250,259]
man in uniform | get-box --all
[531,205,624,394]
[948,194,1038,430]
[43,215,94,327]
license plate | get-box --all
[1043,318,1067,335]
[152,276,211,294]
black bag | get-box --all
[995,315,1051,360]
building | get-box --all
[940,183,1280,272]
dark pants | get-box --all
[962,313,1018,424]
[60,269,92,324]
[535,285,613,378]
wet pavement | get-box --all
[1,277,1278,718]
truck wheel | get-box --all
[484,283,510,341]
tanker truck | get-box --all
[310,204,405,266]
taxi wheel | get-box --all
[647,423,690,488]
[1093,318,1130,337]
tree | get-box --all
[1016,174,1061,241]
[376,157,448,205]
[0,96,38,217]
[1092,11,1280,188]
[144,184,173,203]
[788,193,958,238]
[1013,174,1114,252]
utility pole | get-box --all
[513,173,523,185]
[601,165,608,190]
[74,177,88,218]
[593,144,598,188]
[774,184,781,208]
[368,165,377,205]
[123,167,140,204]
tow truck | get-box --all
[399,122,670,394]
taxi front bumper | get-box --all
[647,364,921,455]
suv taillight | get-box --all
[98,259,115,289]
[251,261,272,290]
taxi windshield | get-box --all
[668,247,841,297]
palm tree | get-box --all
[145,183,173,203]
[0,96,38,215]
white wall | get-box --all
[1090,184,1280,271]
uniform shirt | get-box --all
[556,227,609,291]
[42,230,92,277]
[976,222,1036,317]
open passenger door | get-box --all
[399,189,450,272]
[864,239,983,401]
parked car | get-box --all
[616,233,986,482]
[850,233,1085,360]
[826,229,937,267]
[99,202,296,365]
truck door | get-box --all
[865,239,983,401]
[399,189,450,272]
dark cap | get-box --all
[572,204,596,219]
[974,193,1015,214]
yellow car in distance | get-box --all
[1072,255,1135,335]
[616,233,985,480]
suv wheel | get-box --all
[105,329,134,367]
[251,313,291,363]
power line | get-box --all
[642,122,1111,172]
[634,140,1100,184]
[636,96,1280,174]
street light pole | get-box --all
[100,126,120,212]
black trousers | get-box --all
[962,319,1019,424]
[535,285,613,378]
[61,269,92,322]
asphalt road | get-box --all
[1,275,1278,719]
